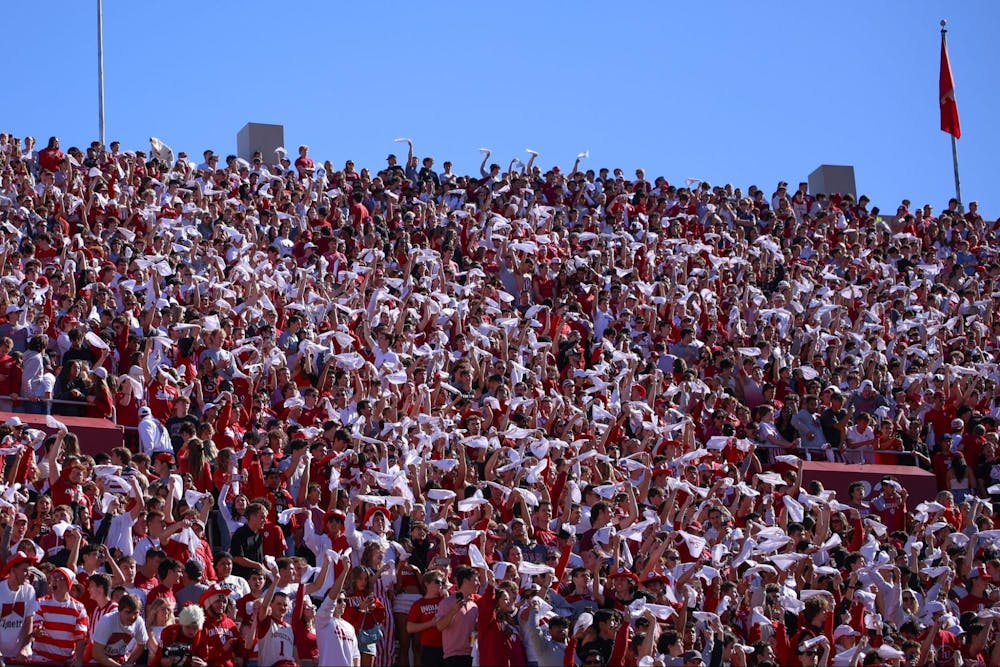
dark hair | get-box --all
[89,573,111,596]
[118,594,140,613]
[455,566,477,587]
[157,558,181,580]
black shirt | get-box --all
[820,407,847,447]
[229,525,263,580]
[165,415,199,450]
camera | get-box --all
[162,644,192,659]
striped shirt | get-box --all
[84,600,118,663]
[90,600,118,634]
[33,595,88,662]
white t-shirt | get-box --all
[105,512,137,557]
[316,597,360,667]
[0,579,39,657]
[92,611,148,660]
[845,425,875,464]
[219,574,250,600]
[133,536,161,567]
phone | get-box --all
[455,592,464,602]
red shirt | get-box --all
[261,522,288,557]
[0,354,18,395]
[151,623,210,667]
[51,469,87,508]
[406,595,444,647]
[146,584,176,613]
[39,147,65,172]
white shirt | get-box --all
[133,535,161,567]
[845,425,875,464]
[105,512,137,557]
[138,416,172,457]
[219,574,250,600]
[92,611,148,660]
[0,578,39,657]
[316,599,360,667]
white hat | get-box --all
[138,406,152,417]
[834,624,859,641]
[4,417,23,427]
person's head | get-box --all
[345,566,371,595]
[658,630,683,657]
[178,604,205,638]
[215,552,233,579]
[246,502,266,531]
[47,567,74,600]
[454,565,480,595]
[275,557,294,583]
[88,572,111,602]
[183,560,203,584]
[3,553,35,587]
[146,595,175,628]
[548,615,570,643]
[110,592,139,625]
[157,558,183,586]
[803,596,830,628]
[798,641,823,666]
[247,569,266,594]
[269,591,291,620]
[200,586,228,619]
[593,609,622,640]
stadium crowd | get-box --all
[0,130,997,667]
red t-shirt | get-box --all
[39,147,65,172]
[406,595,444,647]
[147,584,176,613]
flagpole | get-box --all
[98,0,105,146]
[941,20,962,210]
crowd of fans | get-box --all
[0,130,997,667]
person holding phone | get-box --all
[434,566,481,667]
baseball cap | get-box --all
[834,624,860,640]
[682,650,705,666]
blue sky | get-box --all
[4,1,997,215]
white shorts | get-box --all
[393,592,421,615]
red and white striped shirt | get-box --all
[90,600,118,636]
[33,595,88,662]
[84,600,118,663]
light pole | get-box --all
[97,0,106,145]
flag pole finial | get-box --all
[940,19,947,33]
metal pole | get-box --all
[97,0,105,145]
[941,21,962,211]
[951,133,962,211]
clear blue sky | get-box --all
[4,1,997,215]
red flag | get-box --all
[940,34,961,139]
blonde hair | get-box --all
[146,597,175,627]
